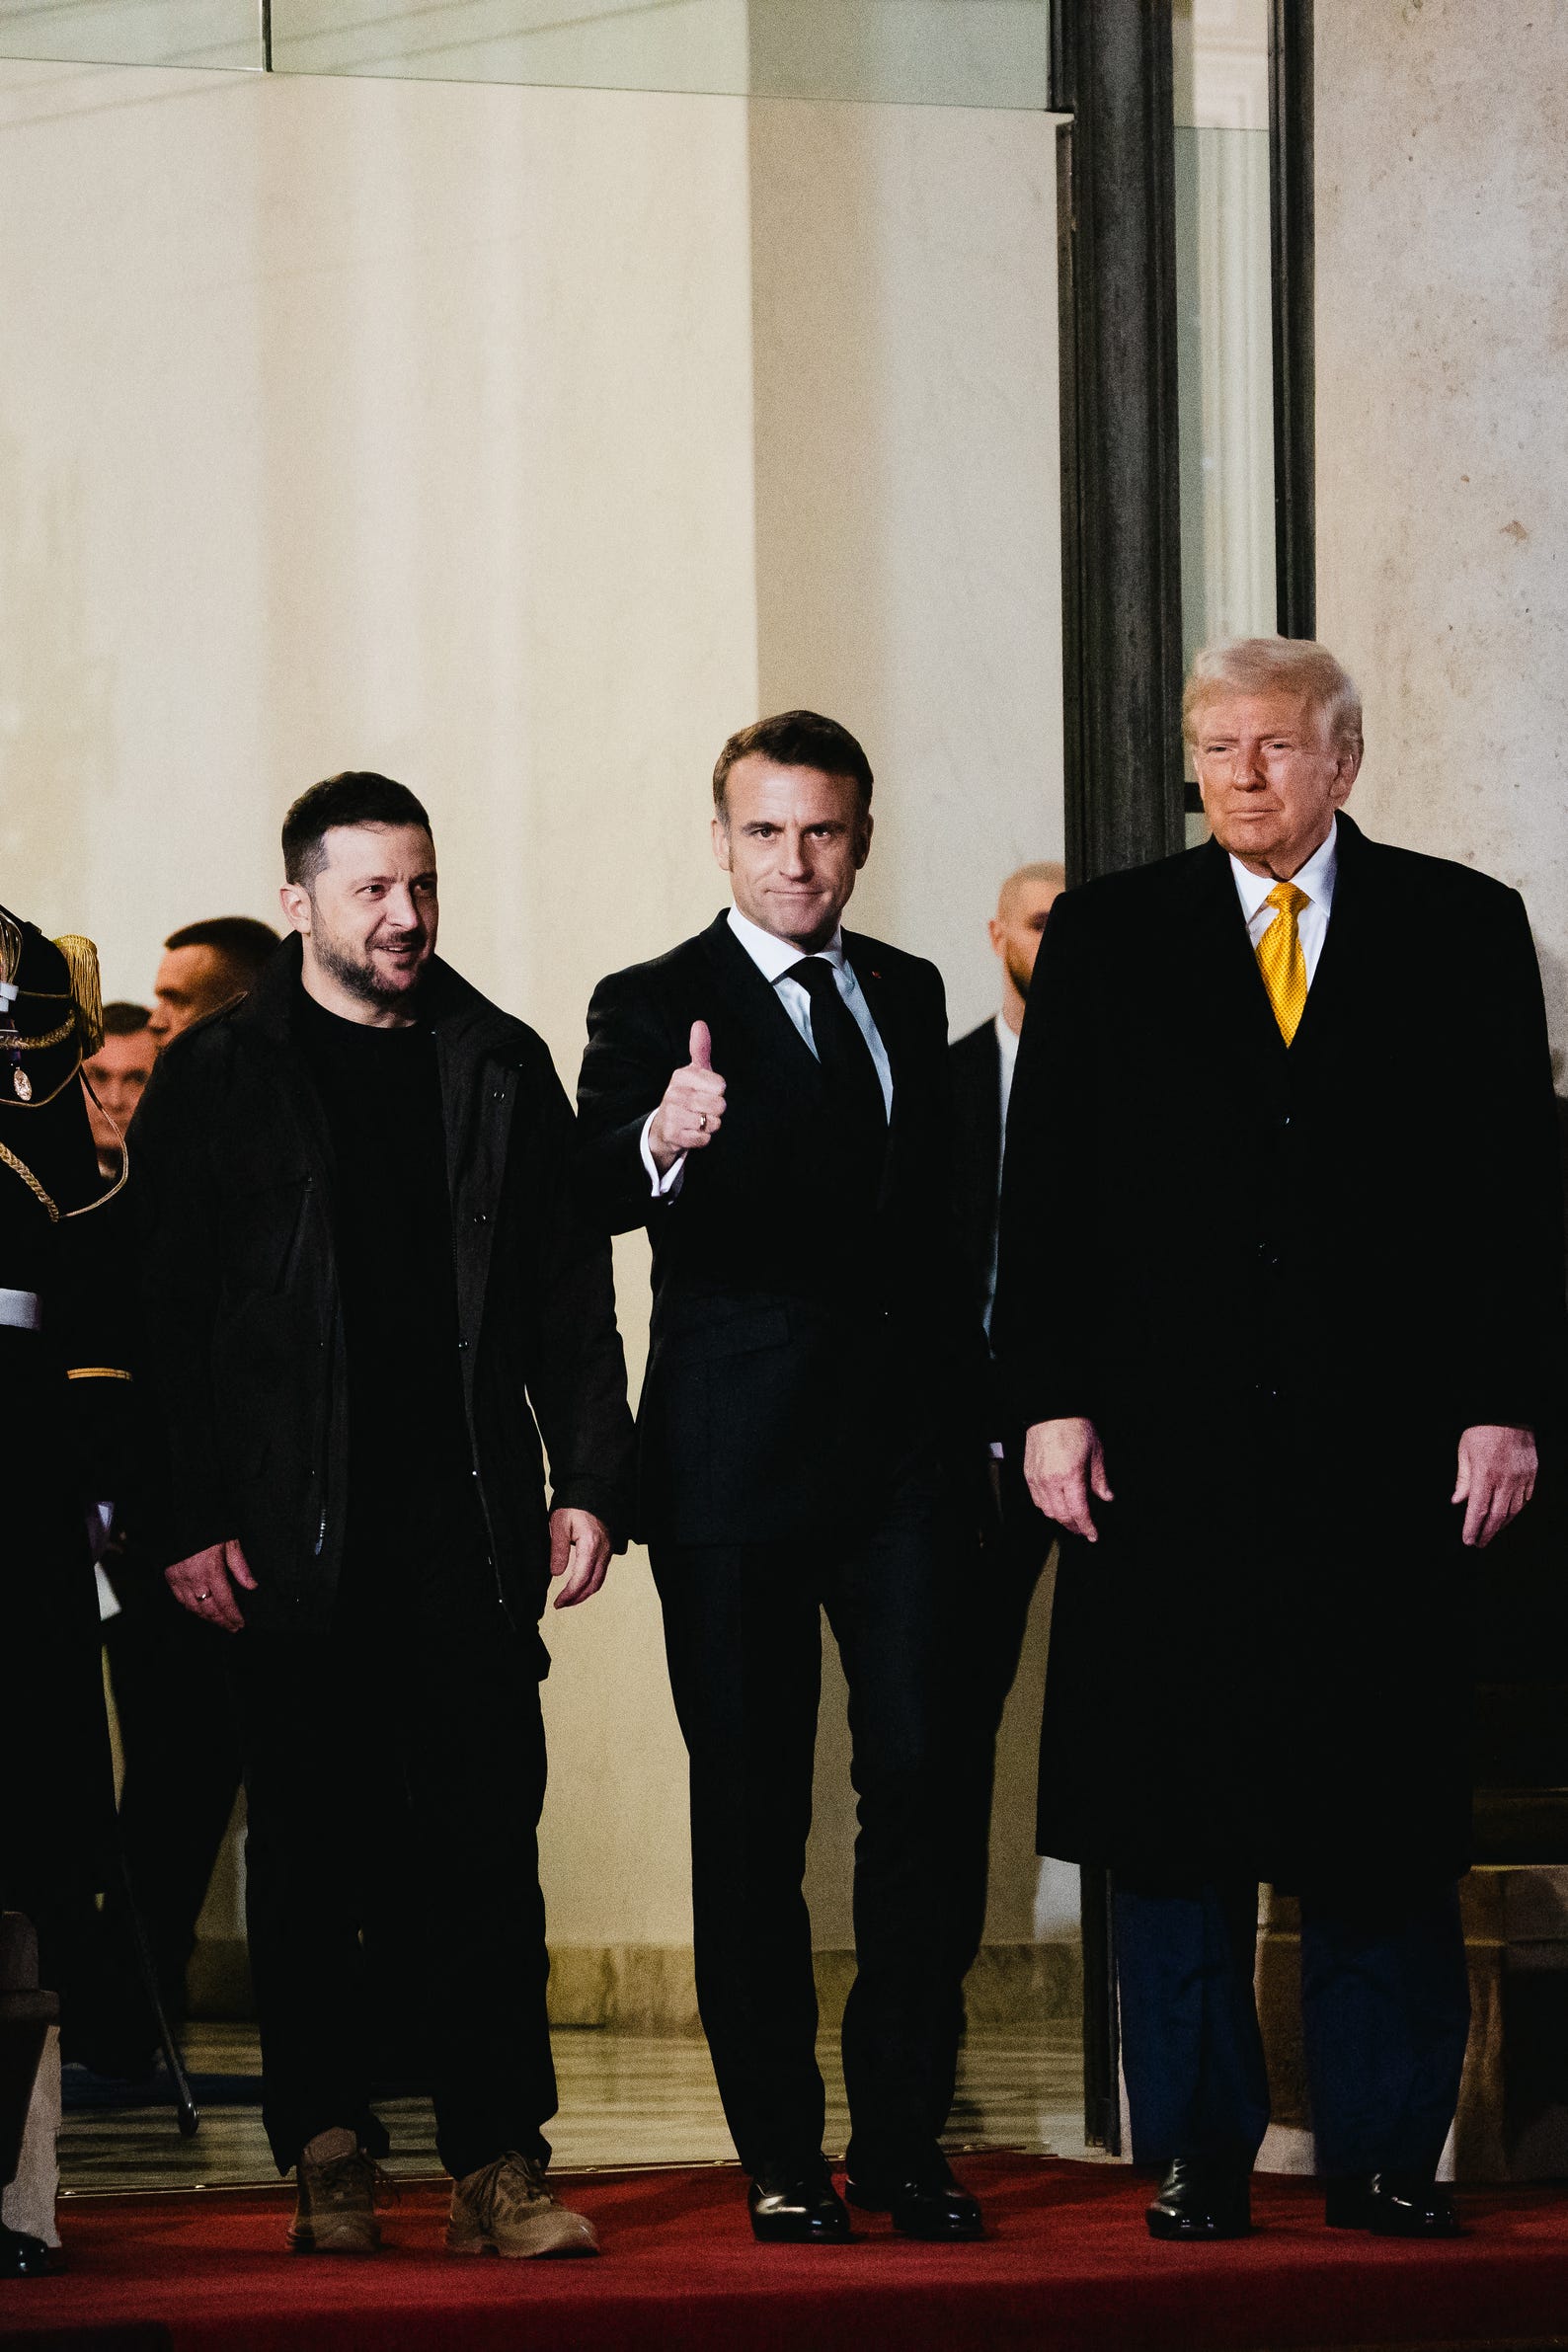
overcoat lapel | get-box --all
[1284,812,1372,1066]
[1180,839,1290,1109]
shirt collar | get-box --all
[1227,814,1339,922]
[994,1010,1020,1070]
[727,903,845,984]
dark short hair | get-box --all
[101,1000,151,1038]
[164,916,281,980]
[281,771,433,888]
[712,710,873,819]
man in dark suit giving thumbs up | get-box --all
[577,711,988,2247]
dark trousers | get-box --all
[229,1590,555,2181]
[652,1455,973,2178]
[946,1455,1050,1990]
[1114,1876,1471,2177]
[94,1584,243,2056]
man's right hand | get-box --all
[648,1021,727,1174]
[1023,1416,1114,1542]
[166,1538,258,1632]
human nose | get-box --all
[384,886,421,931]
[778,828,811,876]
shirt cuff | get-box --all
[639,1113,686,1201]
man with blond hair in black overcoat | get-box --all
[996,637,1564,2245]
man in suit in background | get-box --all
[950,862,1064,1341]
[996,637,1564,2245]
[577,711,988,2246]
[947,861,1063,1992]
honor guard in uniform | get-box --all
[0,903,135,2277]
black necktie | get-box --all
[785,958,888,1171]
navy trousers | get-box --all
[1114,1876,1470,2177]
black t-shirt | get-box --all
[294,986,476,1577]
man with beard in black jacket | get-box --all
[132,772,635,2263]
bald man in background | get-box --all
[945,861,1063,1997]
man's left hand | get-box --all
[1451,1424,1537,1548]
[548,1508,614,1607]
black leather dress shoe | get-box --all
[747,2157,854,2244]
[0,2222,59,2277]
[1145,2156,1253,2241]
[1324,2171,1462,2238]
[846,2151,983,2242]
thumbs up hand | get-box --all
[648,1020,727,1173]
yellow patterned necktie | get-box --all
[1255,882,1309,1044]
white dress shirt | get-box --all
[640,905,895,1198]
[1227,817,1339,986]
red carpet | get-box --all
[7,2156,1568,2352]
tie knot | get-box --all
[785,957,837,999]
[1266,882,1309,918]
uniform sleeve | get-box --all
[56,1180,140,1506]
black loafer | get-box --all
[1325,2171,1462,2238]
[846,2151,983,2242]
[747,2156,854,2244]
[0,2222,59,2278]
[1145,2156,1253,2241]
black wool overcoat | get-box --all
[994,817,1566,1886]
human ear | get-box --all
[710,813,733,873]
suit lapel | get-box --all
[697,913,826,1119]
[843,936,910,1209]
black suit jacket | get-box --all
[994,815,1566,1881]
[950,1017,1004,1332]
[576,911,986,1546]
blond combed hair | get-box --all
[1183,637,1364,756]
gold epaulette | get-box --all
[54,934,105,1057]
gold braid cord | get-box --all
[0,1137,59,1221]
[14,1014,75,1053]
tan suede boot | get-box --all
[287,2128,383,2254]
[446,2152,598,2258]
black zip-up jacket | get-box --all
[129,937,635,1635]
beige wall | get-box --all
[750,99,1063,1040]
[1315,0,1568,1066]
[0,59,1062,1973]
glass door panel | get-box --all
[266,0,1051,106]
[0,1,261,70]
